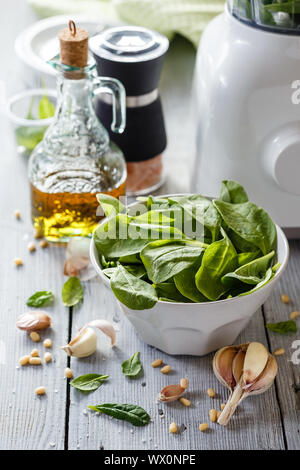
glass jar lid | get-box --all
[89,26,169,63]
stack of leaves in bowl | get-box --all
[94,180,279,310]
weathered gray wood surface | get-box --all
[0,0,299,450]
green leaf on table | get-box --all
[122,352,143,378]
[219,180,249,204]
[88,403,150,426]
[62,276,83,307]
[266,320,297,334]
[26,290,54,308]
[70,374,109,393]
[38,94,55,119]
[111,264,158,310]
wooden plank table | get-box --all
[0,0,299,451]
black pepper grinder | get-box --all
[89,26,169,195]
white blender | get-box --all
[193,0,300,237]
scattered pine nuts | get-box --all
[14,258,23,267]
[14,210,21,219]
[290,311,300,320]
[35,386,46,396]
[29,331,40,342]
[209,409,217,423]
[199,423,209,432]
[169,422,178,434]
[221,403,226,410]
[274,348,285,356]
[29,357,42,365]
[160,365,171,374]
[217,411,222,419]
[44,352,52,363]
[180,378,189,389]
[34,229,42,239]
[179,397,191,407]
[281,294,290,304]
[65,367,73,379]
[152,358,163,368]
[19,355,30,366]
[39,240,49,249]
[207,387,216,398]
[27,242,36,253]
[30,349,39,357]
[43,338,52,348]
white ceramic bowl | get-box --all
[90,198,289,356]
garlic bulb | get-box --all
[16,311,51,331]
[213,342,278,426]
[62,327,97,358]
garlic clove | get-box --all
[159,384,186,402]
[16,311,51,331]
[81,319,116,347]
[64,238,96,281]
[232,349,246,383]
[213,346,238,391]
[247,354,278,394]
[243,342,269,386]
[61,327,97,358]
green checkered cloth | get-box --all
[28,0,225,48]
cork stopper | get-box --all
[59,20,88,68]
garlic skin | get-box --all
[81,319,116,346]
[159,384,186,402]
[16,311,51,331]
[61,327,97,358]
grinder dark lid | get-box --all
[90,26,169,95]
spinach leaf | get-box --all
[141,239,206,284]
[26,290,54,307]
[266,320,297,334]
[174,257,208,303]
[213,199,277,255]
[111,264,158,310]
[122,352,143,378]
[62,276,83,307]
[38,94,55,119]
[222,251,275,287]
[88,403,150,426]
[103,265,146,280]
[70,374,109,393]
[237,251,261,267]
[195,229,237,300]
[96,194,125,218]
[154,280,191,303]
[219,180,249,204]
[239,268,273,297]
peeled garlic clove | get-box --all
[159,384,186,402]
[16,311,51,331]
[247,354,278,394]
[81,319,116,347]
[232,349,246,383]
[61,327,97,358]
[213,346,238,391]
[243,342,269,386]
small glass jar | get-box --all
[28,56,127,242]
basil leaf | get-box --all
[122,352,143,378]
[267,320,297,334]
[70,374,109,393]
[62,276,83,307]
[26,290,54,307]
[88,403,150,426]
[38,94,55,119]
[219,180,249,204]
[111,265,158,310]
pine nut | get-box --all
[221,403,226,410]
[152,358,163,368]
[274,348,285,356]
[217,411,222,419]
[14,258,23,266]
[39,240,49,249]
[160,365,171,374]
[290,311,300,320]
[207,387,216,398]
[35,386,46,395]
[43,338,52,348]
[29,357,42,365]
[44,352,52,363]
[30,349,39,357]
[199,423,209,432]
[179,397,191,407]
[180,378,189,389]
[28,242,36,253]
[29,331,40,342]
[19,355,30,366]
[64,367,73,379]
[14,210,21,219]
[34,229,42,239]
[169,422,178,434]
[209,409,217,422]
[281,294,290,304]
